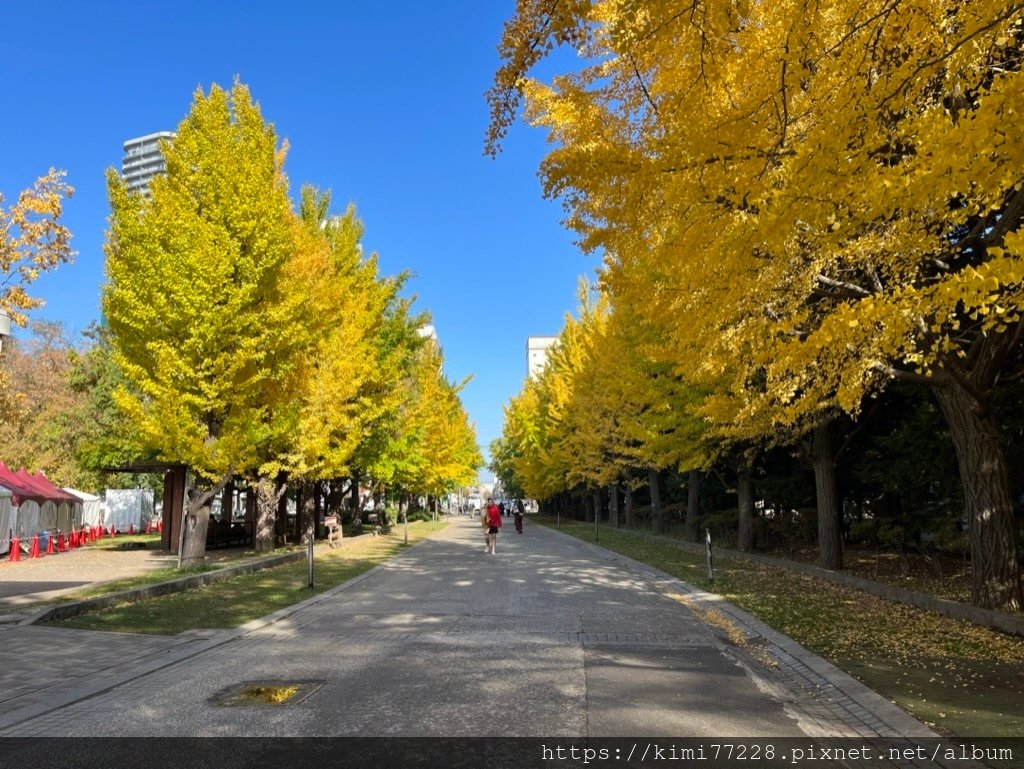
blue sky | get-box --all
[1,1,596,478]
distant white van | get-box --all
[466,495,483,511]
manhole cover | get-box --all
[211,680,324,706]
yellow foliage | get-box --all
[0,170,75,325]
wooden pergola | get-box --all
[103,462,188,552]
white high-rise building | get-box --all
[122,131,175,196]
[527,336,558,379]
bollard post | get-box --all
[306,523,314,588]
[705,528,714,582]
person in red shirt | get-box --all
[485,497,502,554]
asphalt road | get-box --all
[2,517,814,737]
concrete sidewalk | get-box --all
[0,518,935,739]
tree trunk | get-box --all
[313,481,323,536]
[348,480,361,534]
[593,488,602,524]
[808,421,843,570]
[934,383,1022,611]
[349,473,361,523]
[221,483,234,523]
[736,463,754,552]
[624,483,634,528]
[295,483,306,541]
[609,483,619,529]
[585,490,595,522]
[326,478,344,516]
[254,475,285,552]
[274,473,289,544]
[177,472,231,569]
[300,481,316,544]
[648,468,662,530]
[244,487,256,542]
[177,494,210,569]
[685,469,701,541]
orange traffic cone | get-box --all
[58,532,66,552]
[109,526,116,538]
[157,520,163,533]
[29,534,40,558]
[129,522,135,535]
[45,532,56,554]
[9,535,20,562]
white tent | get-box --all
[17,500,51,539]
[64,488,100,528]
[0,484,13,556]
[104,489,155,532]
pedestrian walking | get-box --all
[514,498,524,534]
[480,504,491,551]
[484,497,502,554]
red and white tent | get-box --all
[0,484,12,556]
[0,463,82,554]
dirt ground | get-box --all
[0,545,177,606]
[0,542,245,607]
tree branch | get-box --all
[815,273,871,297]
[871,361,940,387]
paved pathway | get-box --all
[0,518,934,738]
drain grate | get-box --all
[211,680,324,706]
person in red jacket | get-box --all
[485,497,502,554]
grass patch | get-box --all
[544,518,1024,738]
[645,517,989,609]
[59,565,223,602]
[82,532,163,550]
[52,521,446,636]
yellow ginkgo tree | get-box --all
[490,0,1024,609]
[104,82,314,566]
